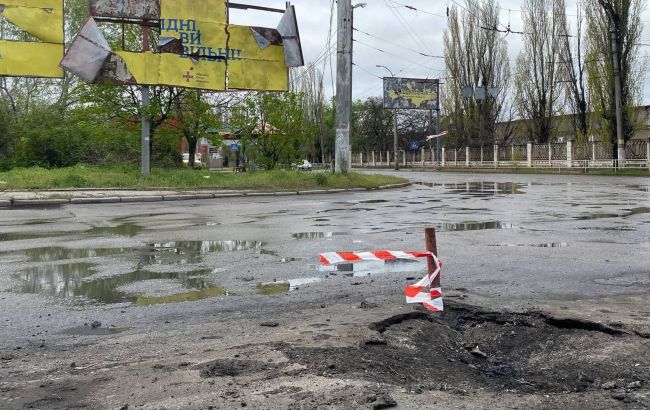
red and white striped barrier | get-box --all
[319,250,443,312]
[319,250,433,265]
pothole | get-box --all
[279,302,649,396]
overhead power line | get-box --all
[353,27,445,59]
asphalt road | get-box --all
[0,170,649,344]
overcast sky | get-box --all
[232,0,650,106]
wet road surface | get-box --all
[0,171,649,343]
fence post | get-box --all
[465,146,470,167]
[548,142,552,166]
[454,148,458,166]
[646,137,650,169]
[360,152,364,167]
[421,148,425,166]
[480,146,484,166]
[527,142,533,167]
[371,151,375,167]
[387,151,390,166]
[441,147,446,167]
[493,144,499,168]
[592,142,596,163]
[402,150,406,167]
[566,140,573,168]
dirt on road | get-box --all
[1,296,648,410]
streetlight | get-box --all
[376,65,399,170]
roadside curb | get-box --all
[0,182,412,209]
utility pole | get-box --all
[141,24,151,177]
[335,0,353,174]
[610,27,626,164]
[598,0,626,165]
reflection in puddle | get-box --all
[256,277,322,295]
[358,199,389,204]
[143,240,264,264]
[489,243,568,248]
[134,287,227,306]
[575,213,621,220]
[0,231,70,242]
[24,247,131,262]
[86,223,142,237]
[59,326,131,336]
[438,221,516,231]
[12,264,219,304]
[445,182,525,196]
[292,232,333,239]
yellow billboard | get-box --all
[66,0,294,92]
[0,0,64,78]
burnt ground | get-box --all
[2,299,648,410]
[280,302,649,403]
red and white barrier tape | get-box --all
[319,250,444,312]
[319,250,433,265]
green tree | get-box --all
[586,0,646,150]
[232,92,312,169]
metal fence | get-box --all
[352,139,650,170]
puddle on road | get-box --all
[9,240,266,304]
[134,287,228,306]
[416,181,526,196]
[292,232,348,240]
[256,277,322,295]
[438,221,517,231]
[24,247,132,262]
[575,207,650,220]
[358,199,389,204]
[489,243,568,248]
[12,263,222,304]
[0,231,71,242]
[86,223,142,237]
[59,326,131,336]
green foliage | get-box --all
[232,92,314,169]
[0,166,406,191]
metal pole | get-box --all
[335,0,353,174]
[610,28,626,164]
[140,25,151,177]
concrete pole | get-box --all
[494,144,499,168]
[386,151,390,166]
[441,147,446,167]
[421,148,425,167]
[465,146,470,167]
[548,143,552,166]
[454,149,457,166]
[480,146,484,166]
[140,26,151,177]
[393,110,399,170]
[402,150,406,167]
[527,143,533,167]
[567,140,573,168]
[360,152,363,167]
[335,0,352,173]
[646,137,650,169]
[611,28,626,164]
[371,151,376,167]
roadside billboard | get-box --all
[0,0,64,78]
[62,0,302,92]
[383,77,439,110]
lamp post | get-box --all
[377,65,399,170]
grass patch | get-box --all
[0,165,407,191]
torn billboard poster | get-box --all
[383,77,440,110]
[0,0,64,78]
[60,18,112,82]
[66,0,303,92]
[90,0,160,20]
